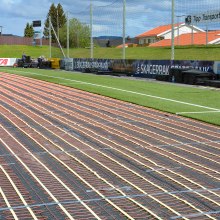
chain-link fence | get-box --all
[2,1,219,60]
[173,0,220,59]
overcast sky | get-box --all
[0,0,219,37]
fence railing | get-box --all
[2,0,220,61]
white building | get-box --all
[136,23,204,45]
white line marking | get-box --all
[0,136,77,220]
[0,165,38,220]
[171,210,220,219]
[3,70,220,112]
[58,82,85,85]
[145,167,182,173]
[1,187,220,212]
[0,163,15,166]
[0,187,19,220]
[177,110,220,115]
[86,186,132,193]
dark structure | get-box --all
[93,36,138,47]
[169,68,215,85]
[0,34,49,46]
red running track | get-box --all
[0,72,220,220]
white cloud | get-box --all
[0,0,220,37]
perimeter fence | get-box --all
[2,0,220,61]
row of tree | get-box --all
[43,3,66,41]
[24,3,90,48]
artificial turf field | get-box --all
[1,67,220,126]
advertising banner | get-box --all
[133,60,170,78]
[61,58,214,78]
[73,58,112,72]
[0,58,17,67]
[185,9,220,24]
[171,60,213,72]
[133,60,213,78]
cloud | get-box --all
[1,0,220,37]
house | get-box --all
[116,43,138,48]
[149,31,220,47]
[135,23,204,45]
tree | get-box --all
[57,3,67,30]
[59,18,90,48]
[24,22,34,37]
[43,3,56,40]
[43,3,67,42]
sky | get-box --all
[0,0,219,38]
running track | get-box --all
[0,72,220,220]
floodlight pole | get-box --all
[171,0,175,61]
[206,21,208,46]
[122,0,126,60]
[191,23,194,45]
[49,16,52,58]
[57,9,59,41]
[40,20,43,47]
[67,11,70,58]
[90,0,94,59]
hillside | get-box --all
[1,44,220,60]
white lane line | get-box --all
[171,210,220,219]
[58,82,85,85]
[0,163,15,166]
[86,186,132,193]
[1,139,220,158]
[145,167,182,173]
[0,139,220,158]
[177,110,220,115]
[0,165,38,220]
[1,187,220,212]
[0,136,76,220]
[3,70,220,112]
[0,187,19,220]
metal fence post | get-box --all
[67,11,69,58]
[123,0,126,60]
[171,0,175,61]
[49,16,52,58]
[90,0,94,59]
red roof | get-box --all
[136,23,181,38]
[149,31,220,47]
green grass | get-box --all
[0,45,51,58]
[1,67,220,126]
[1,44,220,60]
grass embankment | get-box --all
[1,45,220,60]
[1,67,220,126]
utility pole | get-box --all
[57,9,59,41]
[171,0,175,61]
[122,0,126,60]
[90,0,93,59]
[49,16,52,58]
[206,21,208,46]
[191,23,194,45]
[67,11,69,58]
